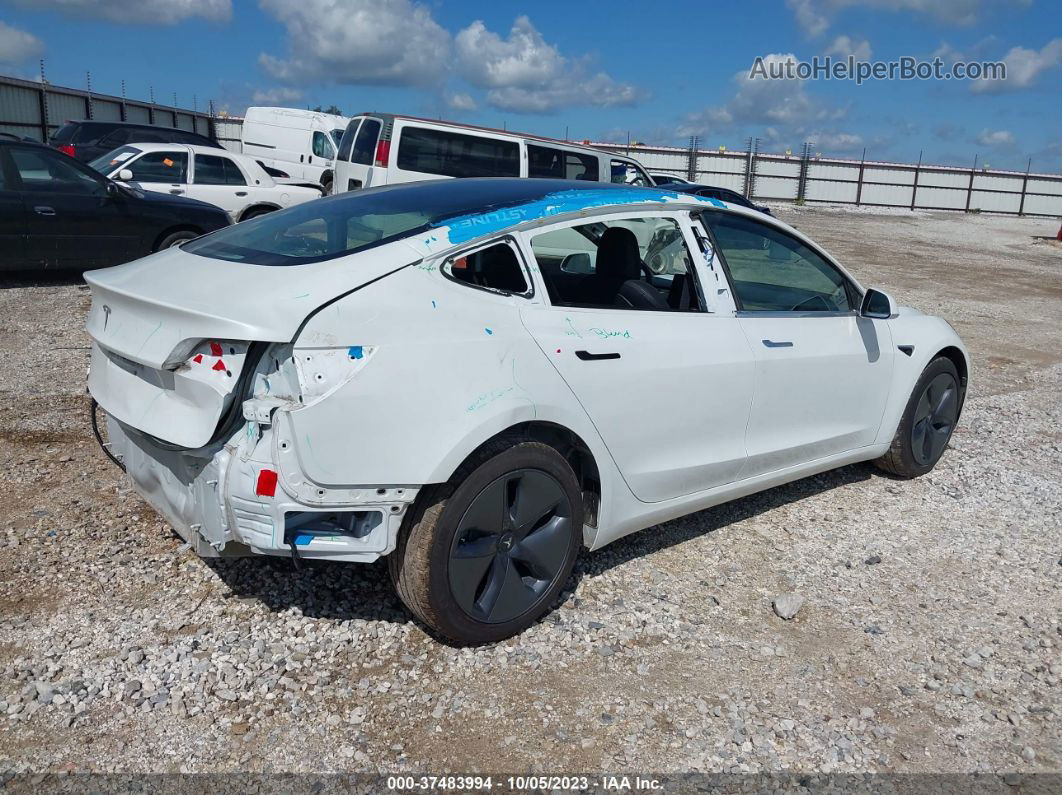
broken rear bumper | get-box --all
[101,411,417,562]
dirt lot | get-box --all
[0,205,1059,779]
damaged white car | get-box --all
[86,179,969,644]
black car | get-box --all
[657,182,772,215]
[0,139,230,270]
[50,120,222,163]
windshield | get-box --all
[330,129,345,147]
[88,146,141,174]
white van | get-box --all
[241,107,349,193]
[332,114,653,194]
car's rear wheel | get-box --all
[875,356,962,478]
[389,437,582,644]
[241,207,275,222]
[155,230,199,251]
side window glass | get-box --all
[704,212,852,312]
[127,151,188,183]
[528,145,599,181]
[312,131,334,159]
[351,119,380,165]
[396,127,520,178]
[195,155,244,185]
[530,217,699,311]
[445,242,529,294]
[11,148,105,194]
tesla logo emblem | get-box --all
[499,533,514,551]
[102,305,111,331]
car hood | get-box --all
[121,183,225,213]
[84,240,420,369]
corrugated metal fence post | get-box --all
[1019,158,1031,217]
[910,150,922,211]
[855,147,866,207]
[686,135,699,182]
[797,142,811,202]
[965,155,977,212]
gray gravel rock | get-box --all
[772,594,805,620]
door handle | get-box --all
[169,189,183,195]
[33,206,56,216]
[575,350,621,361]
[235,191,248,197]
[762,339,793,348]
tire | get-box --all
[321,174,333,196]
[155,230,199,251]
[875,356,962,478]
[389,437,583,645]
[241,207,274,222]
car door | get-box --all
[518,211,755,504]
[122,149,189,198]
[190,153,249,218]
[0,148,31,269]
[11,144,138,269]
[700,209,894,475]
[343,117,381,190]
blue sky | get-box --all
[0,0,1059,172]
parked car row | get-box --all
[0,138,229,270]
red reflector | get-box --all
[57,144,76,157]
[212,359,226,371]
[209,342,223,357]
[374,139,390,166]
[192,354,203,364]
[255,469,278,497]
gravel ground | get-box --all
[0,205,1059,778]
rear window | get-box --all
[397,126,519,178]
[351,119,380,165]
[337,118,361,161]
[184,188,437,266]
[50,123,80,144]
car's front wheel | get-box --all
[875,356,962,478]
[155,229,199,251]
[390,437,583,644]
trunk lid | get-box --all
[85,241,416,448]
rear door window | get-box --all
[397,126,519,178]
[337,118,361,161]
[127,151,188,183]
[194,154,246,185]
[351,119,380,165]
[527,145,599,181]
[11,147,105,194]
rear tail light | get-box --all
[374,139,390,167]
[57,144,76,157]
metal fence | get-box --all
[0,74,218,143]
[594,141,1062,218]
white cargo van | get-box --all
[332,114,653,194]
[241,107,349,193]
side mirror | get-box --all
[560,252,594,275]
[860,288,898,319]
[118,168,133,181]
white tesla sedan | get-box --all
[88,143,322,223]
[85,179,969,644]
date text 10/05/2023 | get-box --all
[386,775,664,791]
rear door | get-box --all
[518,211,754,503]
[0,148,30,269]
[190,152,250,218]
[343,117,381,190]
[11,145,138,268]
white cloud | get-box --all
[787,0,1028,36]
[444,92,477,112]
[251,86,303,104]
[7,0,230,24]
[454,16,639,113]
[975,128,1015,146]
[970,37,1062,93]
[0,20,42,62]
[679,53,847,135]
[258,0,451,87]
[825,34,872,60]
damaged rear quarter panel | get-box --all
[277,262,611,488]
